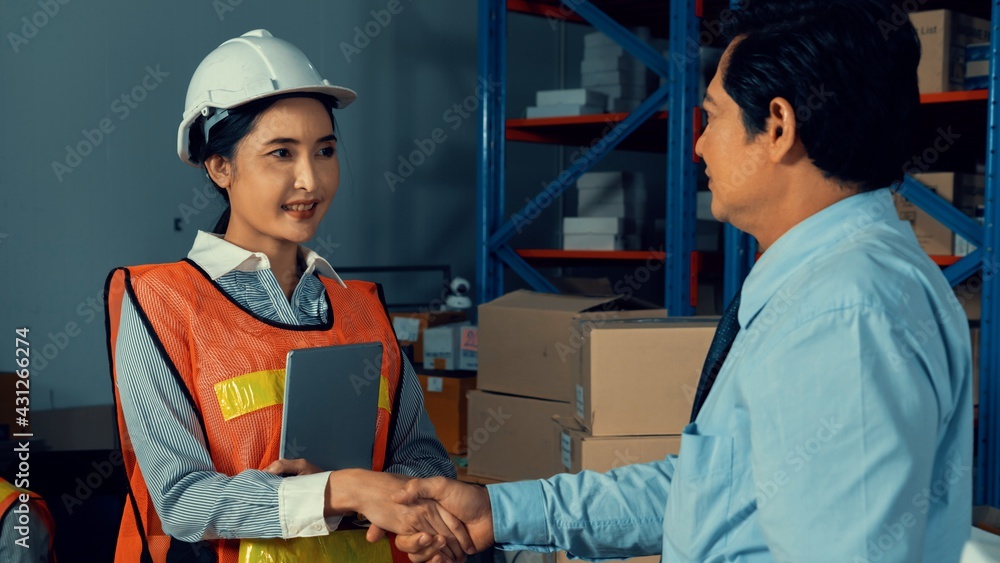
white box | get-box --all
[526,104,604,118]
[423,322,470,370]
[458,326,478,371]
[563,233,623,251]
[535,88,608,107]
[563,217,623,235]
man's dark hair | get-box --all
[723,0,921,191]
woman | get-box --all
[104,30,467,563]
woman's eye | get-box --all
[271,148,291,158]
[318,146,336,157]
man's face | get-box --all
[695,43,780,233]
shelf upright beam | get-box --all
[977,0,1000,507]
[666,0,700,315]
[477,0,508,304]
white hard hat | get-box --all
[177,29,357,167]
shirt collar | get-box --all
[186,230,346,288]
[737,188,903,328]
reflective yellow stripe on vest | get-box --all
[238,530,391,562]
[214,369,392,421]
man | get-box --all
[377,1,974,561]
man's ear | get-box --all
[766,96,798,163]
[204,154,233,189]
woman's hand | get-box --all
[326,469,474,561]
[263,458,324,476]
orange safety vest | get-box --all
[0,477,57,560]
[104,259,409,563]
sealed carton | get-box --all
[574,317,716,436]
[478,290,667,402]
[466,390,573,481]
[417,372,476,454]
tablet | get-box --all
[279,342,383,471]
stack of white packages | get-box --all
[527,89,608,118]
[581,28,659,113]
[563,172,646,250]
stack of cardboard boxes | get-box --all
[471,292,716,563]
[909,9,990,94]
[565,171,646,251]
[471,291,716,525]
[581,28,656,113]
[391,310,478,456]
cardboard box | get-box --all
[895,173,984,256]
[955,278,982,321]
[575,318,717,436]
[466,390,573,481]
[910,10,991,93]
[417,372,476,454]
[458,326,478,371]
[478,291,668,402]
[390,311,466,364]
[423,322,471,371]
[553,416,680,474]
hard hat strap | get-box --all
[202,108,231,145]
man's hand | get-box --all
[388,477,495,562]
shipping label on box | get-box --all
[478,290,667,403]
[459,326,478,371]
[466,390,573,482]
[575,317,716,436]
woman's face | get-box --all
[215,96,339,251]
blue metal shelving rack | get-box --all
[476,0,700,316]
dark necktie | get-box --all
[690,291,742,422]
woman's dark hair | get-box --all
[187,92,338,234]
[722,0,921,191]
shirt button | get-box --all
[312,523,324,532]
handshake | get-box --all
[267,459,500,563]
[362,475,495,563]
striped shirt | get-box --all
[114,230,454,543]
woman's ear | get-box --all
[204,154,233,189]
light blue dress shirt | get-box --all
[488,188,973,562]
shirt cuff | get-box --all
[278,471,335,538]
[487,480,549,547]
